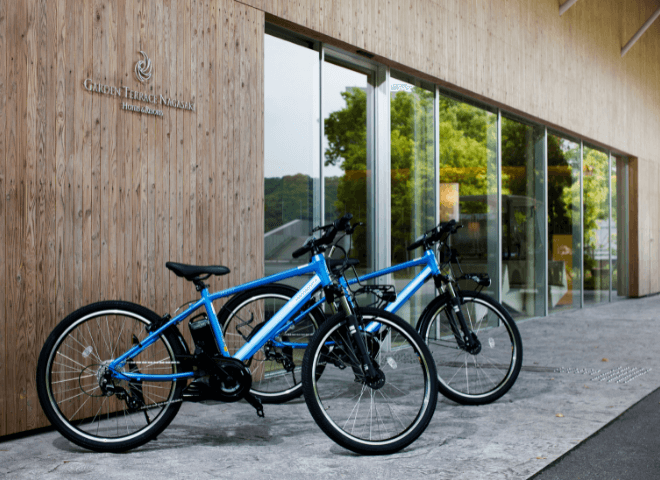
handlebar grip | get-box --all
[291,246,310,259]
[334,213,353,231]
[439,219,457,234]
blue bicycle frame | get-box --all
[345,249,442,333]
[108,253,335,382]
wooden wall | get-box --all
[244,0,660,295]
[0,0,264,437]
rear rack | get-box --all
[353,284,397,309]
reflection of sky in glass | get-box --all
[265,35,366,179]
[265,35,318,178]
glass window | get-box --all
[438,94,498,299]
[389,76,436,323]
[583,145,610,305]
[323,58,372,273]
[547,134,581,313]
[264,34,320,287]
[501,117,545,319]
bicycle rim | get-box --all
[43,309,180,445]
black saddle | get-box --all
[166,262,230,282]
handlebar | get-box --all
[406,219,463,252]
[291,213,355,259]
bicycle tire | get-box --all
[217,284,326,404]
[302,307,438,455]
[417,290,522,405]
[36,301,187,452]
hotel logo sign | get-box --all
[134,51,152,83]
[83,51,195,118]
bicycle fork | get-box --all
[337,293,385,388]
[436,277,482,355]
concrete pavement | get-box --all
[2,295,660,479]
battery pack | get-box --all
[188,314,220,355]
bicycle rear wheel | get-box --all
[36,301,186,452]
[417,290,522,405]
[218,284,325,403]
[302,308,438,455]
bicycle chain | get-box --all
[137,398,183,411]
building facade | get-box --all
[1,0,658,436]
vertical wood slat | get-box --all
[132,0,142,306]
[0,0,7,437]
[176,0,185,308]
[4,0,16,434]
[4,0,16,436]
[116,0,126,308]
[24,0,37,432]
[108,1,118,305]
[168,0,178,314]
[156,0,167,316]
[209,0,217,287]
[235,3,244,283]
[139,0,148,307]
[27,0,48,431]
[147,0,156,311]
[189,0,197,275]
[225,0,235,289]
[15,2,28,430]
[99,0,110,308]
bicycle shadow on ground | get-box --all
[50,421,282,454]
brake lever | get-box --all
[345,222,365,235]
[312,223,334,233]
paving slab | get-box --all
[2,295,660,479]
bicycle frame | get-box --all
[346,249,441,333]
[108,253,334,382]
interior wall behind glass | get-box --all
[548,134,581,313]
[438,95,498,298]
[390,77,436,324]
[264,35,320,287]
[583,145,610,304]
[501,118,545,319]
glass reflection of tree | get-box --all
[579,149,609,291]
[390,87,435,265]
[264,174,313,233]
[324,88,368,263]
[439,98,497,214]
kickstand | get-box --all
[244,392,265,418]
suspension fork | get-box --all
[434,276,479,351]
[336,291,381,382]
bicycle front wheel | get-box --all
[417,290,522,405]
[218,284,325,404]
[36,301,186,452]
[302,308,438,455]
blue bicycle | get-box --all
[36,215,438,455]
[229,220,522,406]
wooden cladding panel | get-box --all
[0,0,264,437]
